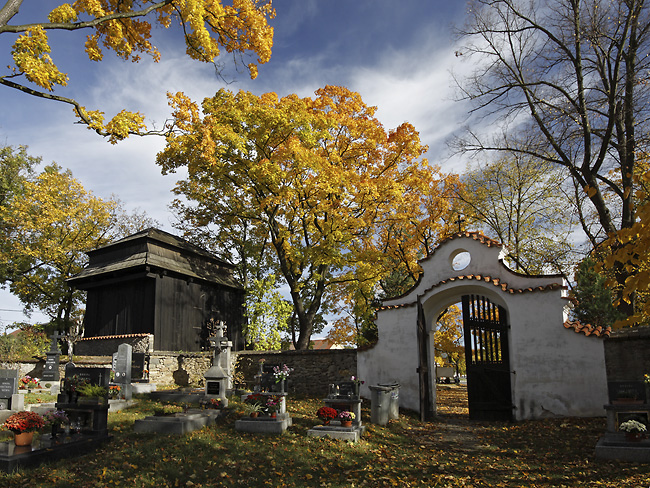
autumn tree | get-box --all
[0,0,275,143]
[601,169,650,327]
[458,155,578,275]
[244,275,292,350]
[0,160,156,333]
[455,0,650,313]
[158,85,458,349]
[434,304,465,376]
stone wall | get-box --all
[148,352,212,386]
[3,349,358,395]
[234,349,357,397]
[75,334,154,356]
[604,326,650,382]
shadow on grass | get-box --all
[0,388,647,487]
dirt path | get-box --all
[406,385,489,454]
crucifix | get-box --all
[49,330,66,353]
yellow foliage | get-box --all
[11,26,68,91]
[601,168,650,327]
[3,1,276,141]
[159,85,459,346]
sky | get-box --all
[0,0,474,330]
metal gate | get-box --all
[461,295,513,421]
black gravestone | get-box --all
[0,370,19,410]
[42,354,60,382]
[42,331,64,382]
[66,367,110,387]
[608,381,646,403]
[131,353,145,382]
[0,378,15,409]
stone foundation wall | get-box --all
[604,326,650,382]
[4,349,358,395]
[234,350,358,397]
[148,352,212,386]
[75,334,154,356]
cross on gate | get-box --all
[455,214,466,233]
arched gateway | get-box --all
[358,232,609,421]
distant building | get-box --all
[67,228,245,353]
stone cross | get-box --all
[49,330,65,353]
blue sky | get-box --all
[0,1,473,329]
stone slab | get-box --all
[149,389,205,404]
[0,434,112,473]
[132,383,157,395]
[235,415,292,434]
[307,423,363,442]
[133,409,220,435]
[595,432,650,463]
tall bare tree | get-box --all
[455,0,650,311]
[458,155,578,275]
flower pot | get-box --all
[250,412,259,418]
[341,420,352,428]
[321,419,331,426]
[625,432,643,442]
[271,412,277,419]
[14,432,34,446]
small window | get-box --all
[451,251,471,271]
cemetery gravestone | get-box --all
[113,343,133,400]
[131,353,146,382]
[42,331,64,382]
[56,367,110,437]
[0,370,18,410]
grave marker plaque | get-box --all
[0,378,16,400]
[66,367,110,387]
[0,370,20,410]
[608,381,646,403]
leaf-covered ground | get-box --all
[1,386,648,487]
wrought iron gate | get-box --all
[461,295,513,421]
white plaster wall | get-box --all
[361,234,608,420]
[357,305,422,412]
[506,291,608,419]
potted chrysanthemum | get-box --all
[316,406,338,425]
[338,410,356,427]
[4,411,45,446]
[620,419,647,442]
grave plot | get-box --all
[133,408,222,435]
[235,362,293,434]
[0,365,112,472]
[135,326,230,435]
[595,380,650,462]
[307,379,365,442]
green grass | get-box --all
[0,389,648,487]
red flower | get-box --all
[4,411,45,433]
[316,407,338,421]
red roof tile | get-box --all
[78,333,152,341]
[563,320,611,338]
